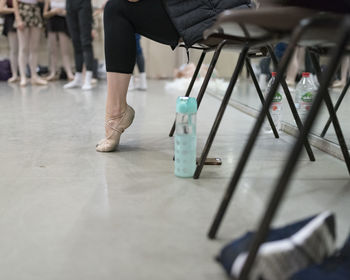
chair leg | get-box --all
[237,18,350,280]
[320,78,350,137]
[208,24,305,240]
[169,49,207,137]
[308,50,350,174]
[193,46,249,180]
[245,57,279,139]
[196,40,227,110]
[267,46,316,162]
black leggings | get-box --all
[66,0,93,72]
[104,0,179,74]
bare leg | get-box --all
[333,56,350,87]
[47,32,58,80]
[8,32,19,82]
[96,72,135,152]
[106,72,130,117]
[58,32,74,80]
[29,27,47,85]
[17,27,29,86]
[340,57,349,84]
[286,47,301,86]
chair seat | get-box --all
[204,7,344,47]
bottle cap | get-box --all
[176,97,197,114]
[302,72,310,78]
[271,72,277,77]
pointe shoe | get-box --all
[96,105,135,152]
[31,77,48,86]
[8,76,19,83]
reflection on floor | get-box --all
[0,79,349,280]
[229,78,350,147]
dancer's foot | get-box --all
[45,73,58,81]
[31,77,48,86]
[332,80,346,88]
[64,73,83,89]
[20,78,27,87]
[81,71,93,91]
[82,82,92,91]
[138,72,147,91]
[96,105,135,152]
[8,76,19,83]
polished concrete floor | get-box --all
[0,79,349,280]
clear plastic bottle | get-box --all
[264,72,283,133]
[174,97,197,178]
[295,72,317,122]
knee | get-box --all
[19,44,28,55]
[104,0,123,22]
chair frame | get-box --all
[236,16,350,280]
[168,34,319,179]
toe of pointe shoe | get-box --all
[96,144,117,152]
[96,138,106,147]
[96,139,118,152]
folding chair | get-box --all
[195,4,350,280]
[235,17,350,280]
[208,7,350,238]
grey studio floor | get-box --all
[0,79,349,280]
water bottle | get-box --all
[175,97,197,178]
[295,72,317,122]
[264,72,283,133]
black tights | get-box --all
[104,0,179,74]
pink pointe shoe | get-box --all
[96,105,135,152]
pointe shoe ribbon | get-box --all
[96,105,135,152]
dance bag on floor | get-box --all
[0,59,11,81]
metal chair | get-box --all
[207,7,350,241]
[237,17,350,280]
[202,5,350,279]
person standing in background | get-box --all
[0,0,18,83]
[13,0,47,86]
[332,57,349,88]
[43,0,74,81]
[129,34,147,91]
[63,0,94,90]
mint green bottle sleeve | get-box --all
[174,97,197,178]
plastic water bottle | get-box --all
[264,72,283,133]
[175,97,197,178]
[295,72,317,122]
